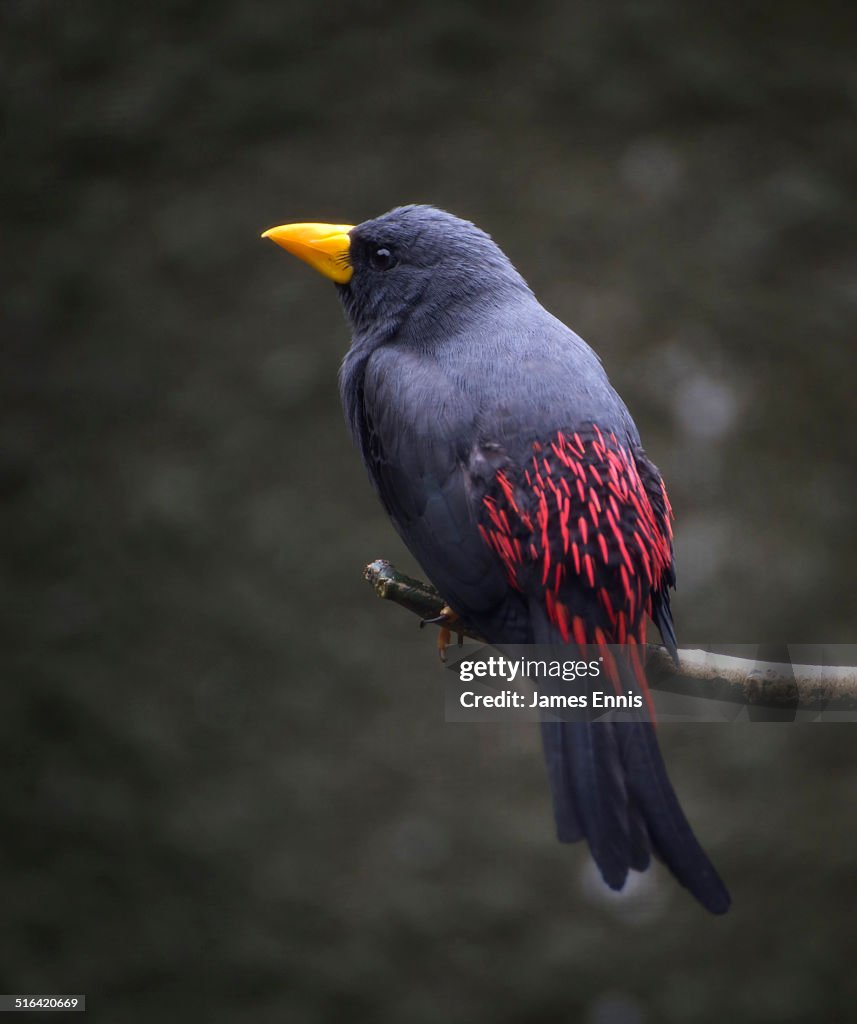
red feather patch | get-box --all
[478,427,674,714]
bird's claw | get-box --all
[420,605,463,661]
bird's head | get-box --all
[262,205,532,342]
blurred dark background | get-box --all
[3,1,857,1021]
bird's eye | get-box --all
[370,247,397,271]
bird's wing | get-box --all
[477,424,676,651]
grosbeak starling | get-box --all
[263,206,729,914]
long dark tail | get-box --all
[540,717,730,914]
[530,610,730,914]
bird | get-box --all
[262,205,730,914]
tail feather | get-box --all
[540,720,583,842]
[541,720,637,889]
[617,722,731,914]
[530,606,729,914]
[540,717,729,913]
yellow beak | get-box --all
[261,222,355,284]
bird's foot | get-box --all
[420,605,464,662]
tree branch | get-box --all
[363,559,857,712]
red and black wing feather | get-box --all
[478,425,674,661]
